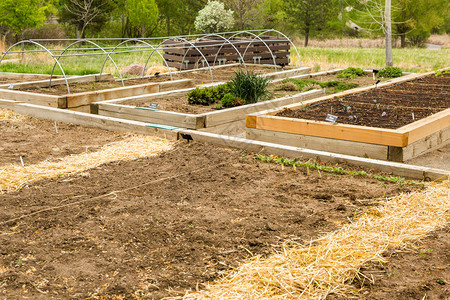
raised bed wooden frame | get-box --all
[91,66,317,130]
[246,71,450,162]
[0,74,194,112]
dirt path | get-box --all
[0,110,125,166]
[0,142,421,299]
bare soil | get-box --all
[276,73,450,129]
[0,134,423,299]
[135,73,383,114]
[16,65,278,96]
[0,116,125,166]
[329,227,450,299]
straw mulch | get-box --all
[0,135,175,194]
[0,108,29,123]
[184,179,450,299]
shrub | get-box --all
[228,70,271,104]
[338,67,365,79]
[187,83,229,105]
[378,66,403,78]
[194,1,234,33]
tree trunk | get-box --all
[304,26,309,47]
[400,34,406,48]
[384,0,393,66]
[167,17,171,36]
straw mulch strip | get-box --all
[0,135,175,194]
[184,179,450,299]
[0,108,29,123]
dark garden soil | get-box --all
[276,73,450,129]
[0,137,425,299]
[329,227,450,300]
[0,113,125,166]
[16,65,278,95]
[134,73,384,114]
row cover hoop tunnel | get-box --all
[0,30,301,94]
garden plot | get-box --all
[0,65,309,113]
[92,68,387,134]
[0,140,423,299]
[0,73,193,112]
[247,71,450,162]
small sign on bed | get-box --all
[325,114,338,123]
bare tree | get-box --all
[349,0,393,66]
[61,0,111,38]
[225,0,262,30]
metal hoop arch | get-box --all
[171,38,214,83]
[0,40,71,93]
[256,29,301,67]
[50,39,125,89]
[99,38,173,81]
[200,33,248,73]
[240,31,278,72]
[211,30,277,73]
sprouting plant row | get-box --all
[254,154,425,186]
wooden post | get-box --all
[385,0,393,67]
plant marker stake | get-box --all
[20,156,24,167]
[54,121,58,133]
[412,112,414,120]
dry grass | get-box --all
[428,34,450,48]
[0,108,30,122]
[0,135,176,194]
[0,35,6,54]
[185,179,450,299]
[303,37,397,48]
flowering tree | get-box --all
[194,1,235,33]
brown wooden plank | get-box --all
[253,115,408,147]
[398,109,450,144]
[66,83,160,108]
[246,127,389,160]
[0,89,66,108]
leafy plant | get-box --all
[220,93,236,108]
[187,83,229,105]
[337,67,365,79]
[228,70,271,104]
[378,66,403,78]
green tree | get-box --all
[394,0,448,47]
[126,0,159,37]
[0,0,48,40]
[283,0,335,47]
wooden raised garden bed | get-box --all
[163,36,291,70]
[246,71,450,162]
[91,66,315,131]
[0,73,194,112]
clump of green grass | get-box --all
[337,67,365,79]
[228,70,271,104]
